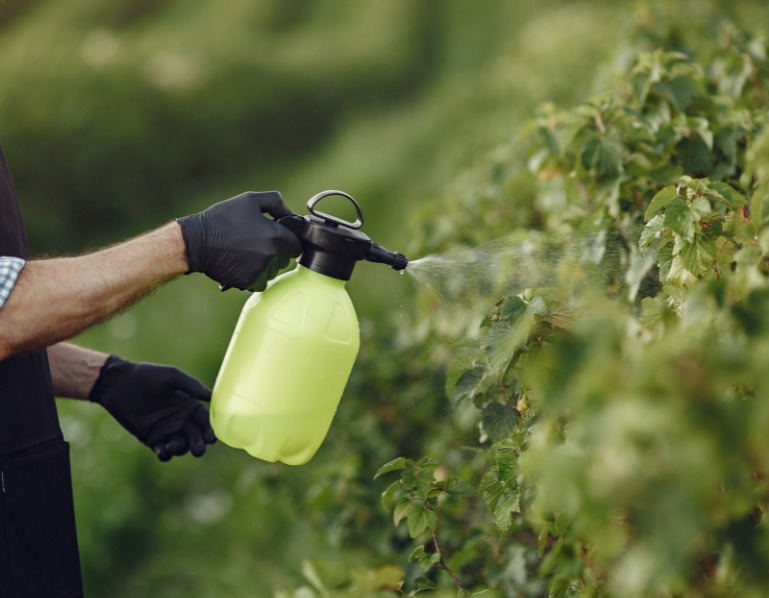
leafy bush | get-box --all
[361,6,769,597]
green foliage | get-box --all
[374,3,769,597]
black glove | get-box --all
[89,355,216,462]
[177,191,303,292]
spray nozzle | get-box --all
[279,190,409,280]
[366,243,408,271]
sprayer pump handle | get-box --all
[307,190,364,230]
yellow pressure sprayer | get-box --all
[210,190,408,465]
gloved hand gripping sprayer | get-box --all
[210,190,408,465]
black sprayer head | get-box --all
[279,190,408,281]
[366,242,409,271]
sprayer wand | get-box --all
[366,243,408,271]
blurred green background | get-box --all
[2,0,766,595]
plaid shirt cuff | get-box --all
[0,256,25,310]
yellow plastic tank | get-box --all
[211,265,359,465]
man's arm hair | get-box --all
[0,221,188,360]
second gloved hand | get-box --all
[89,355,216,461]
[177,191,302,291]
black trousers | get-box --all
[0,438,83,597]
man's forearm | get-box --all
[0,222,188,360]
[47,342,108,400]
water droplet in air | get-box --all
[401,231,617,319]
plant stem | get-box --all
[432,530,465,590]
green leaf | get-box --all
[409,545,442,571]
[690,116,713,150]
[750,186,769,235]
[442,476,477,499]
[714,236,737,277]
[656,242,675,282]
[645,185,679,220]
[449,365,486,407]
[479,472,506,508]
[677,136,714,176]
[630,69,652,106]
[374,457,411,480]
[664,197,696,241]
[393,498,413,527]
[667,74,699,112]
[689,195,712,220]
[707,181,746,210]
[402,465,436,501]
[527,295,549,317]
[483,295,542,374]
[494,437,521,477]
[677,234,716,277]
[714,127,738,178]
[413,576,439,591]
[580,136,623,180]
[480,439,522,534]
[408,506,438,538]
[640,214,666,251]
[480,469,521,534]
[395,500,438,538]
[381,480,402,512]
[494,490,521,534]
[482,402,520,443]
[640,295,668,327]
[677,240,702,276]
[499,295,528,321]
[626,246,657,302]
